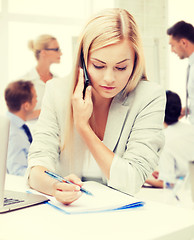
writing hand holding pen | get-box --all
[49,172,84,205]
[45,171,93,205]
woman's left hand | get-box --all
[72,69,93,131]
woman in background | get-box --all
[27,8,165,204]
[22,34,62,120]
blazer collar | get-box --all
[103,92,134,151]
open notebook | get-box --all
[0,115,48,214]
[39,181,145,214]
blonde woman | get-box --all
[22,34,62,120]
[27,8,166,204]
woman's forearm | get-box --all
[78,124,114,179]
[28,166,57,195]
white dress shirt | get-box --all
[22,67,57,110]
[7,112,31,176]
[21,67,58,132]
[187,52,194,124]
[158,120,194,183]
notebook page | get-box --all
[49,181,143,214]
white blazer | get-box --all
[27,77,166,195]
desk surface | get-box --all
[1,175,194,240]
[136,185,194,209]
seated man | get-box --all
[4,80,37,176]
[146,90,194,188]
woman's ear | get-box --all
[39,49,46,58]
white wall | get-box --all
[115,0,169,87]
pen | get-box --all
[45,170,93,196]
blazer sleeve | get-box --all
[26,79,63,178]
[108,82,166,195]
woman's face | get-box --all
[87,39,135,100]
[43,39,62,64]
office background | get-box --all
[0,0,193,114]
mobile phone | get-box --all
[80,50,90,98]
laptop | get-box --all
[0,115,49,213]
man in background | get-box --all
[4,80,37,176]
[167,21,194,123]
[146,90,194,188]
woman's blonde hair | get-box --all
[63,8,147,152]
[28,34,56,60]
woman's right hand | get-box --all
[71,68,93,132]
[29,167,83,205]
[52,174,83,205]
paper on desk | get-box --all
[47,181,145,214]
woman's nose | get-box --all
[103,69,115,85]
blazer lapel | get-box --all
[103,95,132,151]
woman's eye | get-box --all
[116,66,127,71]
[93,64,104,69]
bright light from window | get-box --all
[92,0,115,13]
[9,0,87,18]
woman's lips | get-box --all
[100,86,115,91]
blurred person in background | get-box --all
[5,80,37,176]
[146,90,194,188]
[22,34,62,121]
[167,21,194,123]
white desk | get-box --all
[1,175,194,240]
[135,185,194,209]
